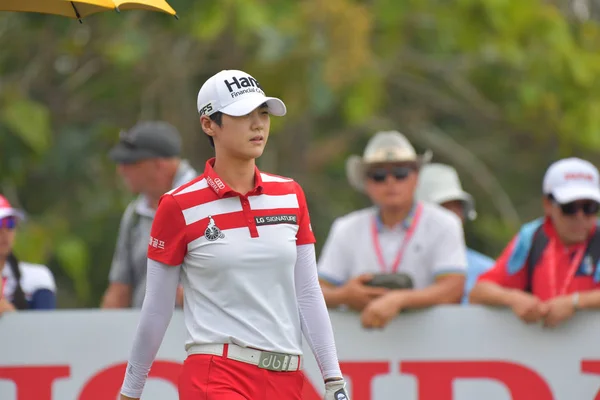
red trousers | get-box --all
[178,353,304,400]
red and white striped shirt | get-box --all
[148,158,315,354]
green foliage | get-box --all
[1,98,52,154]
[55,236,91,303]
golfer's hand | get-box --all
[120,395,138,400]
[324,379,349,400]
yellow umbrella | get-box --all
[112,0,176,16]
[0,1,108,19]
[0,0,177,21]
[78,0,177,17]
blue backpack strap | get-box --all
[506,218,545,276]
[589,222,600,283]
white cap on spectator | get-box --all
[0,195,25,221]
[197,70,286,117]
[543,157,600,204]
[415,163,477,220]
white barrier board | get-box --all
[1,306,600,399]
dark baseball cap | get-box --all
[109,121,182,164]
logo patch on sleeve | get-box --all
[255,214,298,226]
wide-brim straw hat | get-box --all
[346,130,432,193]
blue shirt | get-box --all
[462,248,495,304]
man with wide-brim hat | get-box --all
[415,163,495,304]
[317,130,468,329]
[345,130,432,192]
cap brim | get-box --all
[430,190,473,206]
[108,143,160,164]
[0,208,25,221]
[552,186,600,204]
[220,95,287,117]
[429,190,477,221]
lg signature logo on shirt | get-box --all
[254,214,297,226]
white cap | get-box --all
[197,70,286,117]
[543,157,600,204]
[415,163,477,220]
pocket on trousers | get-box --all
[179,355,214,400]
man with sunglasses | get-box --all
[470,158,600,328]
[101,121,197,309]
[318,131,468,329]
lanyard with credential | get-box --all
[547,239,586,297]
[371,204,423,274]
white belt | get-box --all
[187,343,301,372]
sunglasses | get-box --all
[552,198,600,216]
[366,166,415,183]
[0,217,17,229]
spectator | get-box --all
[101,121,197,309]
[0,195,56,314]
[415,163,495,304]
[470,158,600,328]
[318,131,468,329]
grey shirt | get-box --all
[108,160,197,307]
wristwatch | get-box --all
[572,292,580,310]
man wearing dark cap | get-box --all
[101,121,197,309]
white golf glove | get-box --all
[324,379,349,400]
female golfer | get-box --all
[119,70,349,400]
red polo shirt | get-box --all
[478,218,600,301]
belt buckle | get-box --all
[257,351,292,372]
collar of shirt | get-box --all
[203,157,264,198]
[374,202,417,233]
[134,159,198,217]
